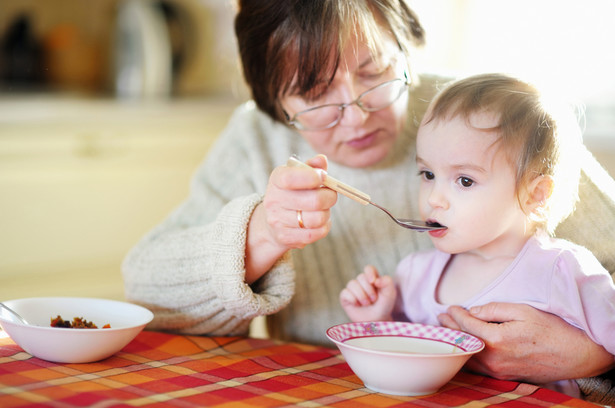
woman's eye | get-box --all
[360,64,392,80]
[362,70,387,80]
[459,177,474,187]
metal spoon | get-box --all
[0,302,29,325]
[286,156,446,232]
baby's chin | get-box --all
[430,238,467,255]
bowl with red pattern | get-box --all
[326,321,484,396]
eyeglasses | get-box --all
[284,76,410,131]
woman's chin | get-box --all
[335,152,387,168]
[334,140,395,168]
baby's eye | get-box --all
[419,170,435,181]
[458,177,474,187]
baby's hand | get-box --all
[339,265,396,322]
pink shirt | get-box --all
[394,233,615,355]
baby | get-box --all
[339,73,615,397]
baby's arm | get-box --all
[339,265,397,322]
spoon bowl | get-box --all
[368,201,445,231]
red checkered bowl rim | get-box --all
[326,321,484,356]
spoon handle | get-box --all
[286,156,371,205]
[0,302,29,325]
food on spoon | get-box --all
[50,315,110,329]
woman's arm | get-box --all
[122,192,295,335]
[122,104,307,335]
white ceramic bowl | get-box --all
[326,321,484,396]
[0,297,153,363]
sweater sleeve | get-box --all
[577,370,615,406]
[121,103,296,336]
[556,147,615,278]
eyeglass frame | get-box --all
[283,71,410,131]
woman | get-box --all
[123,0,615,402]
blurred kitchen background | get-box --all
[1,1,614,303]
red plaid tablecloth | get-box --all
[0,331,599,407]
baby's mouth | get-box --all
[426,220,446,229]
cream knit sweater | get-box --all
[122,71,615,357]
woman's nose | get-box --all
[333,79,368,127]
[338,102,368,127]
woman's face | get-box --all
[279,34,408,168]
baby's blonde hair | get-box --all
[423,73,583,234]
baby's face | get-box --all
[416,112,530,257]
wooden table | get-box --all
[0,330,599,407]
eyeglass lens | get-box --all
[292,79,407,131]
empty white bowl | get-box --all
[326,321,484,396]
[0,297,153,363]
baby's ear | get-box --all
[522,175,554,214]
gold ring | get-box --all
[297,210,305,229]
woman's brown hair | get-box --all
[234,0,425,122]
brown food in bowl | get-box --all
[50,315,110,329]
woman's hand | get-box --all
[340,265,397,322]
[438,303,615,383]
[245,155,337,283]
